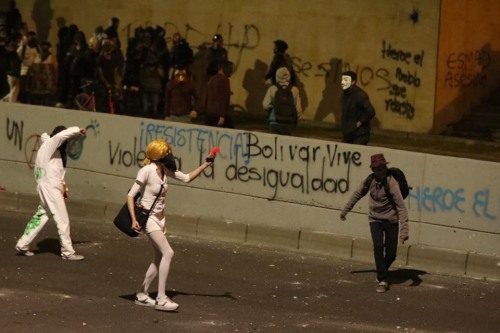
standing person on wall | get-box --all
[264,39,296,86]
[204,61,234,128]
[129,139,213,311]
[340,71,376,145]
[339,154,409,293]
[164,68,200,123]
[262,66,302,135]
[206,34,228,78]
[15,125,87,261]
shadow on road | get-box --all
[35,238,93,256]
[350,268,428,286]
[119,291,237,303]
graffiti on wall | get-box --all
[443,48,491,88]
[122,20,260,74]
[5,117,100,169]
[378,40,425,119]
[4,115,499,223]
[119,17,432,122]
[108,121,363,200]
[408,186,497,221]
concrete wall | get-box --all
[434,0,500,133]
[7,0,440,133]
[1,104,499,259]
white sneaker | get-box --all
[135,293,155,307]
[15,246,34,256]
[61,253,85,261]
[155,296,179,311]
[376,281,389,293]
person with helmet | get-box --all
[129,139,213,311]
[206,33,228,77]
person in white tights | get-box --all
[128,139,212,311]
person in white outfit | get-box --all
[15,125,86,261]
[129,139,212,312]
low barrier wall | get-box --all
[1,105,499,280]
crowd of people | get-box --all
[0,2,375,140]
[6,1,409,310]
[0,2,234,124]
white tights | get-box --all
[139,230,174,300]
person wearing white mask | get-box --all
[340,71,376,145]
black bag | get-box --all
[387,167,411,199]
[113,186,163,237]
[273,84,297,124]
[113,203,151,237]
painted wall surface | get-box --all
[1,105,499,256]
[434,0,500,133]
[7,0,439,133]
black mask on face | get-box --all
[50,125,68,167]
[157,152,177,171]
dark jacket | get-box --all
[6,49,21,77]
[170,39,194,70]
[164,79,199,117]
[205,73,230,118]
[206,47,228,76]
[265,52,296,85]
[341,85,376,138]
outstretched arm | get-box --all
[186,161,212,182]
[172,161,213,183]
[339,180,370,221]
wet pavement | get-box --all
[1,210,499,333]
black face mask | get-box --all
[157,153,177,171]
[51,126,68,167]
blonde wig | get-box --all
[143,139,171,165]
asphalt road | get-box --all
[1,209,499,333]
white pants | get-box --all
[16,183,76,257]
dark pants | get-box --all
[270,123,296,135]
[205,114,234,128]
[369,220,399,282]
[342,133,370,145]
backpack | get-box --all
[364,167,411,201]
[273,84,297,124]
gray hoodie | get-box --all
[262,67,302,122]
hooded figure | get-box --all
[264,39,296,85]
[15,125,87,260]
[262,67,302,135]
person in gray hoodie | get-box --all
[262,67,302,135]
[340,153,409,293]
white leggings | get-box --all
[139,230,174,300]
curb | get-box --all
[2,192,499,282]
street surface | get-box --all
[1,210,499,333]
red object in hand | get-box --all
[209,146,220,156]
[206,146,220,162]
